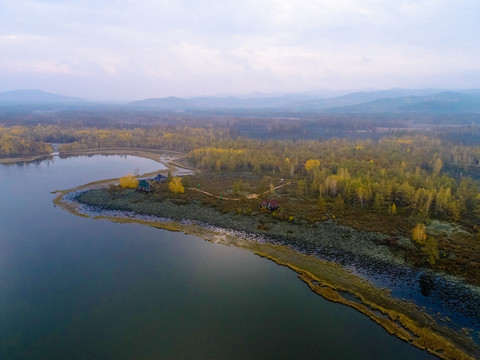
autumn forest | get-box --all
[2,111,480,283]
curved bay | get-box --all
[0,156,435,359]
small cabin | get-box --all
[260,200,279,211]
[152,174,167,183]
[137,179,153,193]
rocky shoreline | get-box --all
[52,185,480,359]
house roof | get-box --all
[138,179,151,188]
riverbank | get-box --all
[0,153,52,164]
[53,183,480,360]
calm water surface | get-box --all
[0,155,436,359]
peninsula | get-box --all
[52,145,480,360]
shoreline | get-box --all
[54,193,478,360]
[0,153,52,164]
[59,200,478,359]
[49,148,479,360]
[50,149,193,199]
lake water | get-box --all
[0,155,436,359]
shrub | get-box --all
[119,173,138,189]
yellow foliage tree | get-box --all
[305,159,321,172]
[119,173,139,189]
[390,203,397,215]
[412,223,427,244]
[169,177,185,194]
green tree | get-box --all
[373,193,384,210]
[422,237,439,265]
[296,180,307,198]
[317,195,326,212]
[182,175,192,188]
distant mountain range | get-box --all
[130,93,312,110]
[323,91,480,114]
[0,89,83,104]
[2,88,480,114]
[130,88,480,114]
[287,88,445,110]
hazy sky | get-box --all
[1,0,479,100]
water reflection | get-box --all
[418,272,436,297]
[0,155,436,360]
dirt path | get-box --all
[187,181,291,201]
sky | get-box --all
[0,0,479,100]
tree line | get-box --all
[187,136,480,222]
[2,123,480,223]
[0,125,52,157]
